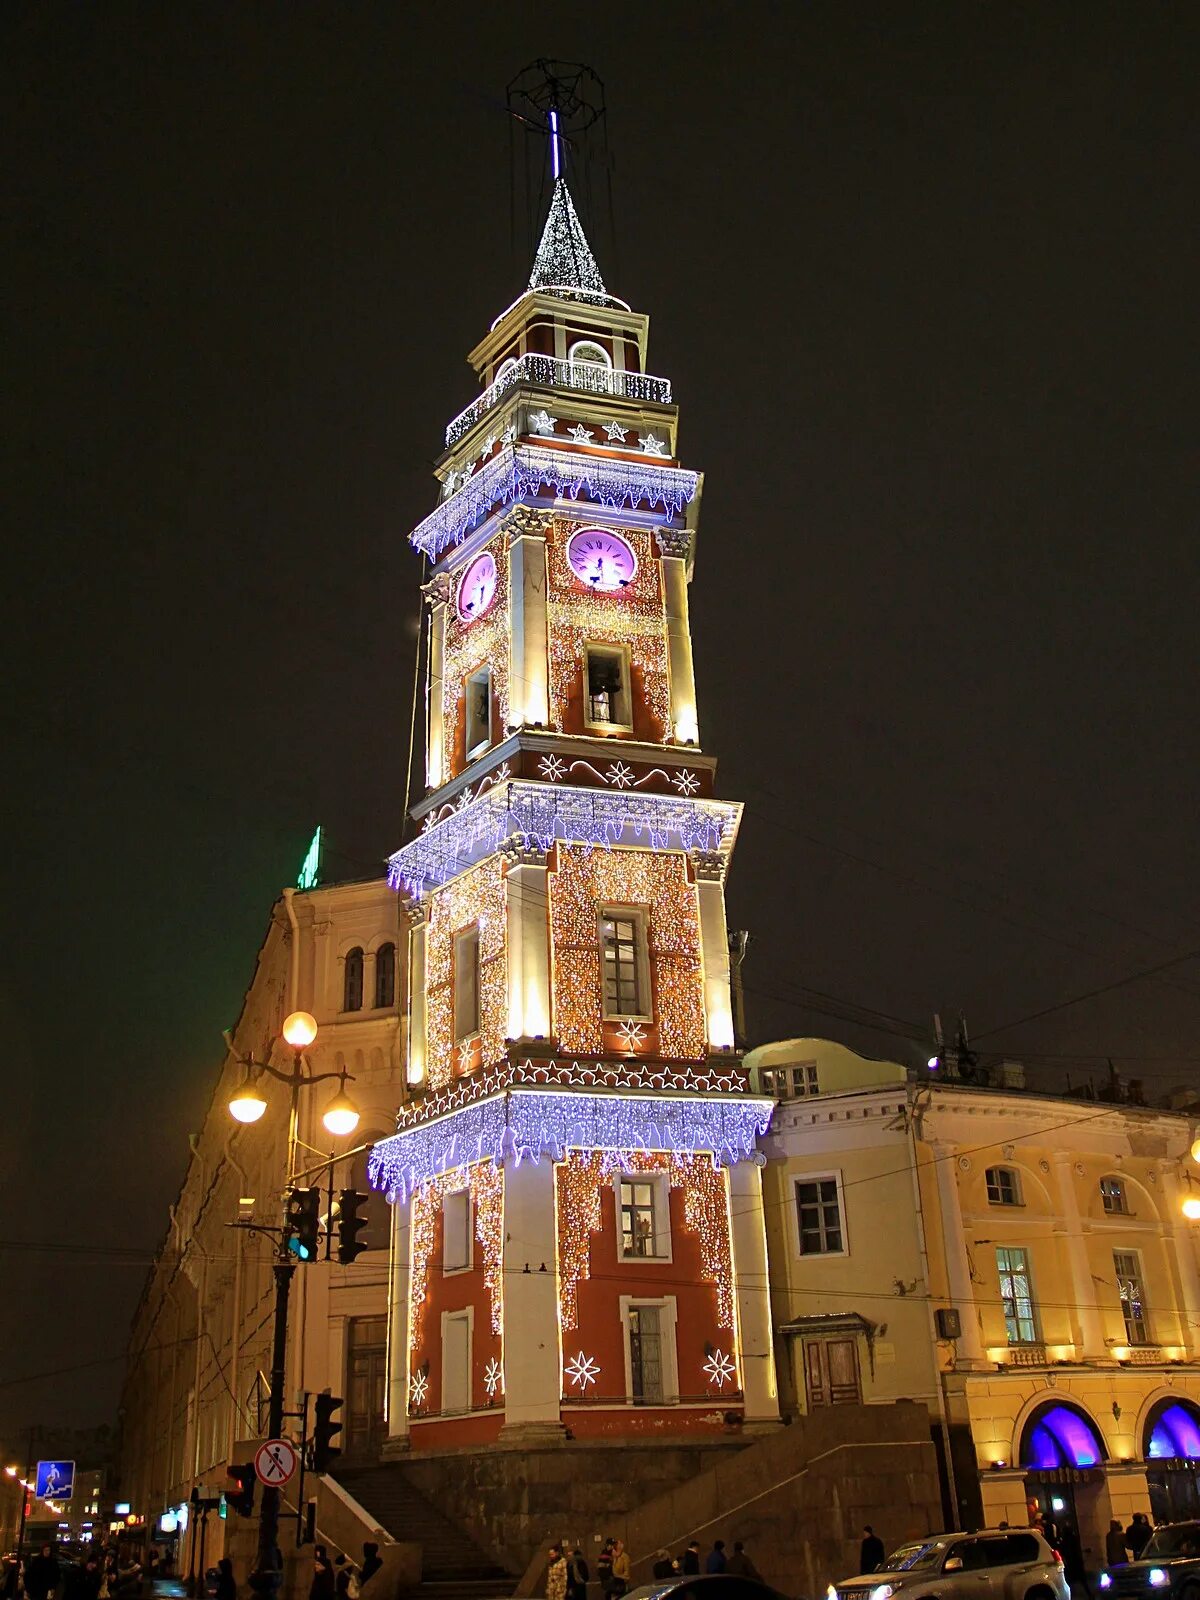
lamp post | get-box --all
[225,1010,360,1596]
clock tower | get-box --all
[370,166,779,1446]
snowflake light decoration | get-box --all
[615,1020,647,1052]
[565,1351,600,1392]
[530,409,557,435]
[410,1368,429,1410]
[483,434,497,455]
[484,1358,503,1398]
[604,419,628,442]
[538,753,567,781]
[703,1348,737,1388]
[671,769,700,796]
[606,760,635,789]
[502,422,518,444]
[569,424,594,445]
[641,432,668,457]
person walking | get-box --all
[310,1547,336,1600]
[26,1546,60,1600]
[597,1541,614,1599]
[215,1559,237,1600]
[547,1546,568,1600]
[682,1544,701,1577]
[651,1553,673,1581]
[360,1546,382,1588]
[726,1543,760,1580]
[1127,1516,1152,1559]
[861,1529,886,1574]
[1058,1525,1091,1600]
[1106,1523,1129,1567]
[567,1546,590,1600]
[705,1541,727,1575]
[610,1541,630,1597]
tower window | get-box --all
[453,924,481,1040]
[600,911,648,1019]
[619,1178,669,1259]
[343,947,364,1013]
[465,668,492,758]
[374,942,396,1009]
[628,1304,664,1403]
[585,645,631,729]
[568,339,612,375]
[443,1188,471,1273]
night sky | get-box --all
[6,6,1198,1435]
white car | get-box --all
[830,1530,1069,1600]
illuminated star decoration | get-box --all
[703,1348,736,1388]
[671,769,700,796]
[640,432,668,457]
[569,423,595,446]
[484,1358,503,1398]
[615,1020,647,1053]
[604,419,628,443]
[538,753,567,782]
[530,409,557,435]
[565,1351,600,1392]
[483,434,497,456]
[442,470,458,497]
[502,422,518,445]
[410,1368,429,1409]
[460,459,476,478]
[606,760,635,789]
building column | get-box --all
[727,1158,780,1425]
[1052,1154,1107,1359]
[930,1143,988,1365]
[657,529,699,745]
[384,1194,412,1450]
[690,852,735,1052]
[405,903,427,1091]
[507,515,550,729]
[504,847,551,1045]
[500,1157,565,1442]
[424,574,451,790]
[1159,1161,1200,1356]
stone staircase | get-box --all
[335,1466,515,1600]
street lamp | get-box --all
[321,1074,360,1139]
[1182,1196,1200,1221]
[228,1077,268,1124]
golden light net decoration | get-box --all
[442,528,510,775]
[470,1159,505,1337]
[555,1150,735,1332]
[408,1172,450,1352]
[549,845,706,1058]
[546,521,671,739]
[425,857,508,1088]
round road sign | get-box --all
[254,1438,298,1487]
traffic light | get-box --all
[312,1391,343,1472]
[285,1186,322,1261]
[333,1189,369,1265]
[226,1462,255,1517]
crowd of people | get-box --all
[544,1535,764,1599]
[307,1540,382,1600]
[2,1542,147,1600]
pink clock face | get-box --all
[567,529,637,591]
[457,552,497,621]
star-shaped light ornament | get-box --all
[485,1358,504,1399]
[604,419,629,443]
[460,459,476,478]
[501,422,518,445]
[615,1020,647,1053]
[568,424,595,446]
[640,432,668,457]
[410,1369,429,1410]
[483,434,497,456]
[442,470,458,497]
[671,769,700,796]
[539,754,568,782]
[530,409,557,435]
[606,761,635,789]
[565,1351,600,1392]
[703,1349,737,1389]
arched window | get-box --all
[374,943,396,1010]
[1019,1401,1107,1470]
[568,339,612,369]
[1145,1399,1200,1461]
[343,947,364,1012]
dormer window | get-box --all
[568,339,611,370]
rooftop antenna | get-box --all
[506,60,609,277]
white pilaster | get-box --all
[509,530,549,729]
[930,1142,987,1364]
[693,857,735,1052]
[1159,1162,1200,1356]
[657,532,699,745]
[1053,1154,1107,1358]
[500,1158,564,1440]
[425,581,449,789]
[406,907,427,1090]
[385,1194,412,1445]
[727,1158,780,1424]
[505,852,551,1044]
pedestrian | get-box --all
[360,1546,382,1588]
[726,1543,760,1580]
[861,1528,886,1574]
[610,1541,630,1598]
[1058,1525,1091,1600]
[597,1541,613,1598]
[651,1552,673,1581]
[334,1556,356,1600]
[26,1546,61,1600]
[1127,1516,1152,1559]
[547,1546,568,1600]
[567,1546,590,1600]
[682,1543,701,1577]
[1,1558,18,1600]
[1106,1522,1129,1567]
[705,1542,726,1575]
[215,1559,237,1600]
[310,1547,336,1600]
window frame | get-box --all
[464,665,493,760]
[440,1306,474,1415]
[995,1244,1040,1345]
[583,642,634,732]
[374,941,397,1010]
[985,1166,1023,1207]
[568,338,613,371]
[618,1294,679,1407]
[1100,1176,1129,1215]
[1113,1248,1151,1345]
[452,923,482,1042]
[442,1187,472,1275]
[792,1171,848,1259]
[615,1172,672,1263]
[343,946,364,1013]
[598,906,652,1022]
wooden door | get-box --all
[803,1337,861,1407]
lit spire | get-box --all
[528,178,607,298]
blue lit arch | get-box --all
[1020,1401,1108,1470]
[1145,1399,1200,1461]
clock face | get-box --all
[457,552,497,622]
[566,529,637,591]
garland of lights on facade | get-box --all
[406,1161,504,1356]
[408,1172,449,1352]
[470,1158,505,1336]
[442,528,511,778]
[424,858,508,1089]
[550,843,707,1059]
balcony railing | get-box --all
[445,353,672,447]
[1007,1343,1048,1367]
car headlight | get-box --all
[869,1586,894,1600]
[1149,1571,1170,1589]
[827,1586,838,1600]
[1099,1576,1112,1591]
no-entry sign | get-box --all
[254,1438,298,1487]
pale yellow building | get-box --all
[752,1038,1200,1561]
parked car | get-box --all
[829,1530,1069,1600]
[625,1578,793,1600]
[1099,1521,1200,1599]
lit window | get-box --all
[986,1167,1022,1206]
[628,1304,664,1403]
[1114,1250,1150,1344]
[343,947,364,1012]
[568,339,612,369]
[600,912,647,1019]
[584,645,631,729]
[443,1189,471,1273]
[619,1178,668,1259]
[795,1177,844,1255]
[453,925,480,1040]
[465,667,492,759]
[1100,1177,1128,1215]
[996,1246,1039,1344]
[374,942,396,1009]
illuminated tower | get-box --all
[370,147,778,1447]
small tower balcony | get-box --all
[445,351,672,449]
